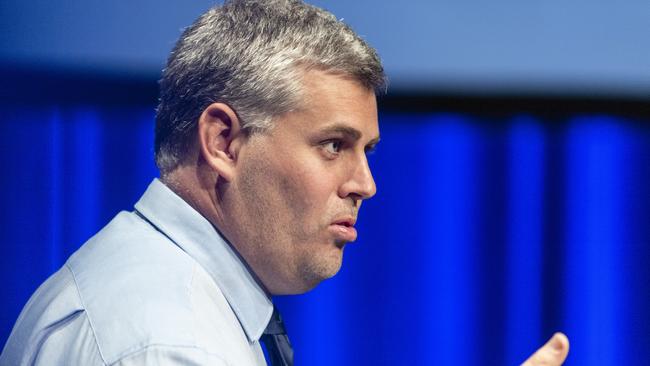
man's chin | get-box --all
[296,253,343,292]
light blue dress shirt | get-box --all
[1,179,274,365]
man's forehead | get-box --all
[273,69,380,141]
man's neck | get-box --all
[160,166,274,298]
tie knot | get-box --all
[264,308,287,335]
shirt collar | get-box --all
[134,178,273,343]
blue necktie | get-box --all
[261,307,294,366]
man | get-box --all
[1,1,569,365]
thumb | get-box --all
[521,332,570,366]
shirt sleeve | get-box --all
[110,345,230,366]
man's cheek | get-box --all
[278,173,312,212]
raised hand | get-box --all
[521,332,570,366]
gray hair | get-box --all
[154,0,386,172]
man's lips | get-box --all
[329,217,357,242]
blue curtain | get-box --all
[1,104,649,365]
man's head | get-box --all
[155,0,385,172]
[155,0,385,295]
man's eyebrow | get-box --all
[318,124,380,147]
[366,136,380,148]
[319,124,362,140]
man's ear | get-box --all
[197,103,243,182]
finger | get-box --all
[521,332,570,366]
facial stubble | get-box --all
[235,152,344,293]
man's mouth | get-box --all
[329,217,357,242]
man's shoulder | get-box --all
[65,210,259,364]
[68,209,193,276]
[63,211,213,362]
[67,209,197,296]
[4,210,262,365]
[67,210,198,331]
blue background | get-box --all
[1,0,649,96]
[2,103,649,365]
[2,1,650,365]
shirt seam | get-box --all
[134,208,208,347]
[65,263,109,365]
[107,343,230,366]
[188,261,198,348]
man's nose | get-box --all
[338,154,377,201]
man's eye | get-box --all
[322,140,342,154]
